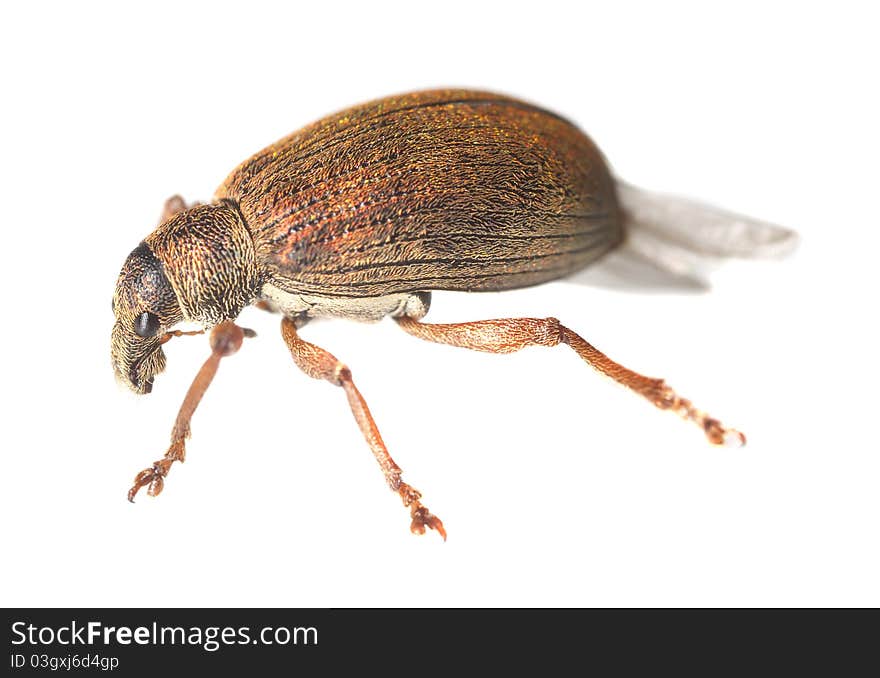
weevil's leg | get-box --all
[396,315,745,447]
[127,322,250,501]
[253,300,277,313]
[280,317,446,540]
[159,195,187,223]
[158,195,202,224]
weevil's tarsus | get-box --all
[280,317,446,540]
[396,315,744,447]
[653,390,746,448]
[127,321,248,502]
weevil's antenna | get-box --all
[159,328,205,344]
[127,322,255,501]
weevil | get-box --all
[112,89,796,539]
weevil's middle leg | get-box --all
[127,322,251,501]
[280,317,446,540]
[396,315,745,446]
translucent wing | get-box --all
[616,180,799,283]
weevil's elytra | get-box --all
[217,91,622,299]
[112,89,794,538]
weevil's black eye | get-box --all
[134,311,161,338]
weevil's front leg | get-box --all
[396,315,745,447]
[280,317,446,540]
[127,322,252,501]
[159,195,187,223]
[158,195,202,224]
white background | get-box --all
[1,1,877,607]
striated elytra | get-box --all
[111,89,796,538]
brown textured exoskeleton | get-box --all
[112,89,797,539]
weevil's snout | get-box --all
[111,322,167,394]
[111,242,183,394]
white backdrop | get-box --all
[1,1,877,607]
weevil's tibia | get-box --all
[127,321,253,502]
[280,317,446,540]
[396,315,745,447]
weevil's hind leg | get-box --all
[127,322,252,501]
[396,315,745,447]
[158,195,202,224]
[280,317,446,540]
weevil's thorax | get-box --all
[146,201,261,326]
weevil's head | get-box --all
[111,241,183,393]
[111,203,260,393]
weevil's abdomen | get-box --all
[216,90,622,297]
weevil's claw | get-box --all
[127,453,180,502]
[397,481,446,540]
[127,467,156,502]
[704,418,746,447]
[127,464,166,502]
[148,474,165,496]
[410,506,447,541]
